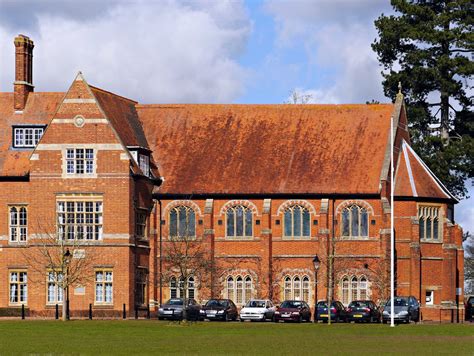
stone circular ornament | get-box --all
[74,115,85,128]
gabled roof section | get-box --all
[395,140,457,201]
[137,103,394,195]
[0,92,63,176]
[89,85,149,148]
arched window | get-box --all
[169,276,195,299]
[283,205,310,238]
[341,205,368,238]
[225,275,253,305]
[9,206,27,242]
[302,276,310,302]
[340,275,370,305]
[342,277,349,305]
[282,275,311,302]
[226,205,253,238]
[169,206,195,238]
[284,276,292,300]
[226,277,235,301]
[418,206,441,241]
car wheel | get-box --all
[297,315,302,323]
[382,320,387,324]
[158,317,163,321]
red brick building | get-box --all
[0,35,464,321]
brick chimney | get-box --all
[14,34,34,111]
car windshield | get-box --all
[317,301,336,308]
[280,301,303,308]
[165,299,183,306]
[349,301,369,308]
[246,300,266,308]
[386,298,408,307]
[205,300,228,308]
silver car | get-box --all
[382,296,420,323]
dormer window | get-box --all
[13,126,45,148]
[139,154,150,177]
[128,147,151,178]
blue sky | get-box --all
[0,0,471,233]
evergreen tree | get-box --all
[372,0,473,198]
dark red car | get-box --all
[274,300,312,322]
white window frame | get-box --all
[57,198,103,241]
[139,154,150,177]
[341,205,369,238]
[170,276,195,299]
[283,205,311,239]
[9,205,27,242]
[62,147,96,178]
[135,210,147,240]
[9,270,28,305]
[46,271,64,305]
[341,275,369,305]
[425,290,434,305]
[226,205,253,239]
[226,275,252,305]
[13,127,44,148]
[283,275,311,303]
[95,269,113,305]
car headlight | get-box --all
[200,310,206,314]
[217,310,224,314]
[158,308,163,312]
[275,311,280,314]
[383,311,389,315]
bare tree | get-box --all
[285,89,314,104]
[23,223,97,321]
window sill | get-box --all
[8,241,28,245]
[420,239,443,244]
[281,237,312,241]
[93,304,114,308]
[338,236,370,241]
[46,303,63,308]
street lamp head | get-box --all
[64,248,72,264]
[313,255,320,271]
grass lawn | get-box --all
[0,320,472,355]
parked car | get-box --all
[200,299,238,321]
[240,299,276,322]
[346,300,381,323]
[315,301,348,323]
[274,300,311,322]
[158,298,202,321]
[464,295,474,321]
[382,296,420,324]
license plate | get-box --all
[163,310,173,315]
[208,310,217,314]
[354,315,363,318]
[207,314,215,317]
[282,314,290,317]
[320,314,328,317]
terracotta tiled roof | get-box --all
[395,140,456,201]
[89,86,149,148]
[0,92,63,176]
[137,104,395,195]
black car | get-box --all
[465,295,474,321]
[315,301,348,323]
[346,300,381,323]
[200,299,238,321]
[382,296,420,324]
[158,298,202,321]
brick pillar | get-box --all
[204,199,215,299]
[14,35,34,110]
[441,244,456,304]
[409,242,421,300]
[318,199,329,303]
[261,199,272,299]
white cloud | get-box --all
[264,0,392,103]
[0,0,251,103]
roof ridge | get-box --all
[89,85,138,104]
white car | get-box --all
[240,299,276,322]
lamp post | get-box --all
[313,255,320,323]
[63,249,71,321]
